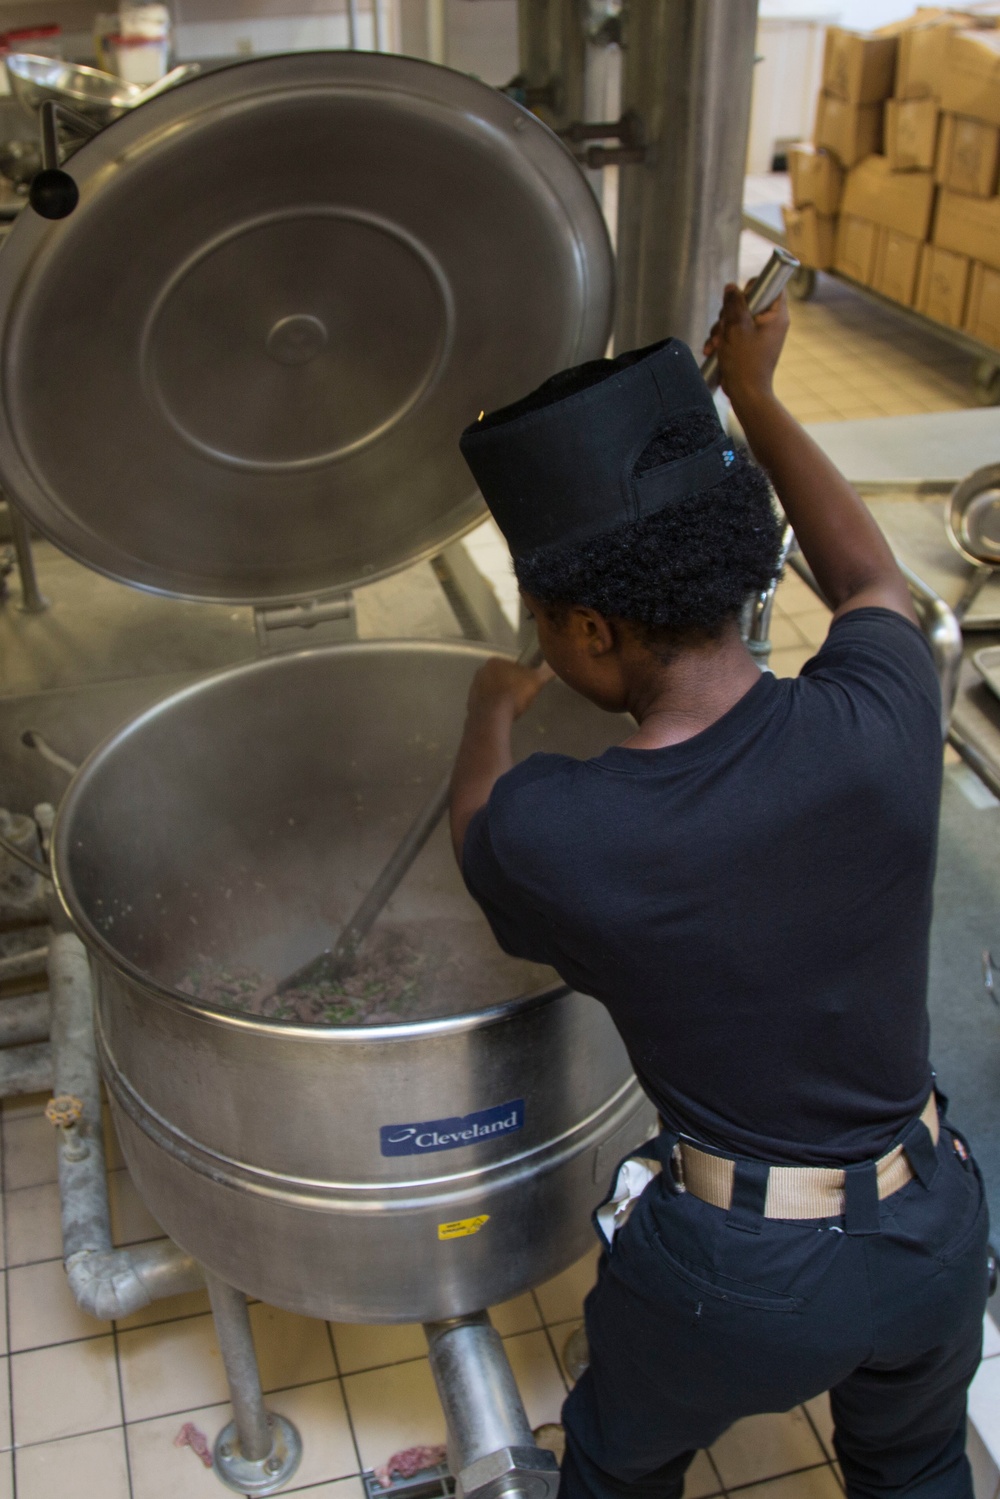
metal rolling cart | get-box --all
[742,201,1000,407]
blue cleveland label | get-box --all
[380,1099,525,1157]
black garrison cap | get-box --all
[459,336,737,558]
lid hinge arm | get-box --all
[254,592,357,651]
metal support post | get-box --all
[515,0,587,130]
[614,0,759,353]
[431,542,516,650]
[424,1313,558,1499]
[427,0,446,65]
[7,503,47,613]
[205,1270,302,1495]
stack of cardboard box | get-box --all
[782,10,1000,352]
[783,28,894,272]
[931,27,1000,344]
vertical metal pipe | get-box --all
[372,0,384,52]
[615,0,759,353]
[7,503,47,613]
[49,931,113,1258]
[205,1272,273,1464]
[424,1314,535,1472]
[347,0,359,49]
[427,0,446,65]
[517,0,587,131]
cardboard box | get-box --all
[894,17,970,98]
[872,227,923,305]
[782,204,836,269]
[884,98,940,170]
[916,243,971,326]
[815,93,883,167]
[877,6,983,35]
[841,155,937,238]
[942,30,1000,126]
[823,27,897,103]
[935,111,1000,194]
[964,261,1000,349]
[933,187,1000,269]
[787,142,845,214]
[834,215,880,283]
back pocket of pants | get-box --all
[646,1219,803,1312]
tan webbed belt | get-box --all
[673,1095,939,1220]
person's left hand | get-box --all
[467,657,554,719]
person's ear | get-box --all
[570,608,615,657]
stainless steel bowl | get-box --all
[947,464,1000,570]
[5,53,141,126]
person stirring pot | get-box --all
[451,284,990,1499]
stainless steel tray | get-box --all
[973,645,1000,704]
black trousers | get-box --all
[560,1121,990,1499]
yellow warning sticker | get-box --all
[437,1214,490,1241]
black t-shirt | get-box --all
[462,608,942,1166]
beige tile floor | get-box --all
[2,179,992,1499]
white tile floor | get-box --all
[4,173,995,1499]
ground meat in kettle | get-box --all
[175,918,551,1026]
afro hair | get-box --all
[514,410,782,651]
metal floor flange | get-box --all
[363,1465,456,1499]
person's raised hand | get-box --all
[467,657,555,720]
[702,282,789,413]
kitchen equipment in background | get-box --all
[5,52,140,125]
[0,24,62,88]
[0,138,41,188]
[109,2,172,85]
[5,51,197,127]
[972,646,1000,706]
[947,463,1000,620]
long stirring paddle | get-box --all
[270,247,801,998]
[269,634,544,996]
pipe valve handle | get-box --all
[45,1093,83,1128]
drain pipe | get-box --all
[424,1313,559,1499]
[48,931,204,1320]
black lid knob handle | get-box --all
[29,168,79,220]
[29,100,100,220]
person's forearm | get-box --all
[734,390,914,620]
[449,702,516,862]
